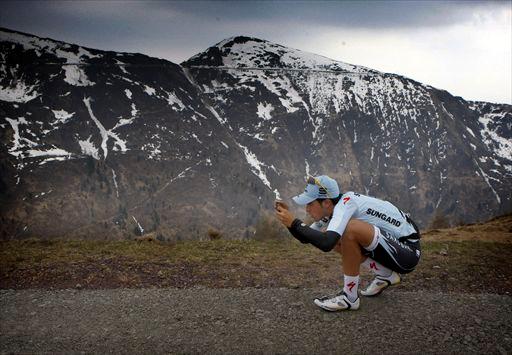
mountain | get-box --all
[1,29,511,240]
[183,37,512,220]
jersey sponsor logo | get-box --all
[343,197,350,204]
[370,262,379,270]
[366,208,402,227]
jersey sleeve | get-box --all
[326,197,358,237]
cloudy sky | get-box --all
[2,0,511,104]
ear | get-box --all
[322,199,333,208]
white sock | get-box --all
[361,258,392,278]
[343,275,359,302]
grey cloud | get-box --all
[3,1,509,38]
[1,0,509,64]
[146,0,510,29]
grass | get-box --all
[1,238,312,265]
[1,238,511,294]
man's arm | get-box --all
[287,224,309,244]
[275,204,341,252]
[288,219,341,252]
[276,197,359,252]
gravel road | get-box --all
[1,288,511,354]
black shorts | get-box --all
[363,229,421,274]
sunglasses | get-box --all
[307,176,332,198]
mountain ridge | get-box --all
[1,27,511,240]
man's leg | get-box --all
[314,219,377,311]
[339,219,375,301]
[333,220,373,258]
[360,257,401,297]
[340,219,374,273]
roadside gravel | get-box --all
[1,288,511,354]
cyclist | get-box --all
[275,175,421,311]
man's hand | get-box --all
[275,204,295,228]
[274,200,289,211]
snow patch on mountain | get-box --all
[474,159,501,203]
[78,136,100,160]
[26,148,72,158]
[4,117,38,157]
[132,216,144,234]
[51,109,75,125]
[112,104,138,131]
[205,105,227,125]
[112,169,120,197]
[63,65,94,86]
[236,142,281,199]
[131,103,138,117]
[144,85,156,96]
[33,189,53,198]
[478,111,512,161]
[83,97,128,159]
[2,31,100,87]
[115,59,130,75]
[113,116,135,131]
[58,48,99,87]
[294,71,432,122]
[189,37,440,146]
[249,71,300,113]
[165,90,185,110]
[0,80,40,103]
[305,159,311,177]
[466,126,476,138]
[256,102,274,120]
[142,140,162,160]
[215,37,364,73]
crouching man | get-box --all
[275,175,421,311]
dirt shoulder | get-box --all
[1,214,511,294]
[1,239,511,294]
[422,213,512,243]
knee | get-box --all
[342,219,375,244]
[342,219,360,241]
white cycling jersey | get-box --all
[321,192,417,238]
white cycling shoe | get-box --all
[360,271,401,297]
[314,291,360,311]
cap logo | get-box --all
[293,175,339,205]
[307,176,332,198]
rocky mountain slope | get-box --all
[1,29,511,239]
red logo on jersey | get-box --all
[343,197,350,204]
[346,281,356,292]
[370,262,379,270]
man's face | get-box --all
[306,200,326,221]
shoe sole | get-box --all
[360,285,389,297]
[361,278,400,297]
[313,299,360,311]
